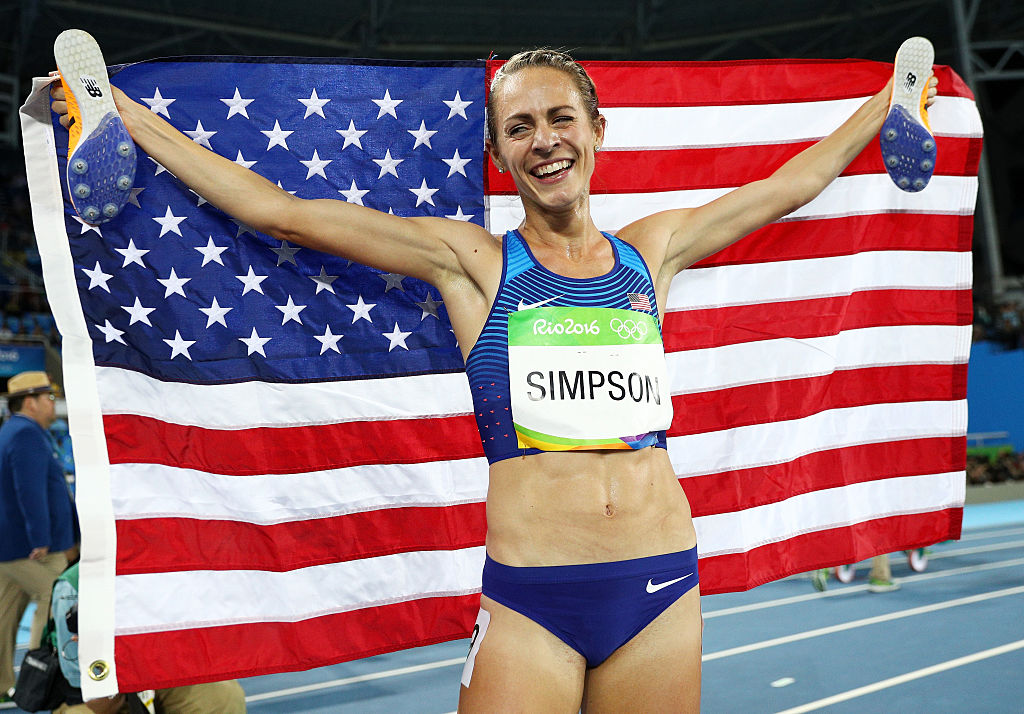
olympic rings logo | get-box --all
[610,318,648,341]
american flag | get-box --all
[21,55,979,696]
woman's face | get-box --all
[488,67,605,216]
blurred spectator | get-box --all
[966,448,1024,485]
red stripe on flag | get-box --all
[115,502,487,575]
[487,137,980,194]
[113,593,481,692]
[670,364,967,438]
[579,62,974,106]
[697,509,964,595]
[104,413,484,473]
[693,213,975,267]
[664,289,972,351]
[681,436,966,518]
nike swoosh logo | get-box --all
[646,573,692,594]
[517,295,562,311]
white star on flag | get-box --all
[382,323,411,351]
[230,218,256,238]
[115,238,149,267]
[373,149,404,179]
[414,295,443,320]
[81,261,113,292]
[199,297,232,328]
[157,268,190,298]
[299,88,330,118]
[442,149,471,177]
[443,91,473,119]
[121,297,156,326]
[163,330,195,360]
[153,206,186,237]
[262,120,293,150]
[373,89,402,119]
[347,295,375,323]
[95,319,126,344]
[310,266,338,294]
[188,189,208,207]
[336,120,367,150]
[409,179,439,207]
[314,325,344,355]
[276,296,307,325]
[127,187,145,208]
[72,215,101,236]
[300,150,331,180]
[141,87,175,117]
[195,237,229,266]
[184,119,216,149]
[445,206,474,221]
[148,157,170,176]
[239,328,271,357]
[340,180,369,205]
[271,241,300,266]
[379,273,406,292]
[233,151,257,169]
[221,88,254,119]
[408,121,437,150]
[236,266,269,295]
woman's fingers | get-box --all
[925,75,939,107]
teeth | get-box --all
[534,160,571,177]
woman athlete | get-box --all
[52,46,936,713]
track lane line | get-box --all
[703,585,1024,661]
[705,556,1024,618]
[774,638,1024,713]
[244,657,465,703]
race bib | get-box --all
[508,306,673,451]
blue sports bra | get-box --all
[465,230,670,464]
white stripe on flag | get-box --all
[667,324,971,394]
[95,366,475,427]
[110,460,488,522]
[667,251,971,310]
[668,400,967,477]
[487,174,979,234]
[601,95,982,149]
[114,546,487,634]
[694,471,965,558]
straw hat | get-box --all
[4,371,55,398]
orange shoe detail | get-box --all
[58,73,83,152]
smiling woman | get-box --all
[49,34,937,712]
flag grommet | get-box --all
[88,660,110,681]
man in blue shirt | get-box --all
[0,371,77,700]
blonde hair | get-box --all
[486,48,600,142]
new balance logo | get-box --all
[81,76,103,98]
[904,72,917,92]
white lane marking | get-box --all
[928,538,1024,560]
[960,526,1024,541]
[774,638,1024,714]
[705,556,1024,619]
[703,585,1024,661]
[244,657,465,703]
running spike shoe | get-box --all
[54,29,136,225]
[880,37,936,193]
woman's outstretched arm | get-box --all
[50,83,495,287]
[622,76,937,284]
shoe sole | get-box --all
[880,36,935,193]
[54,29,136,224]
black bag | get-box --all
[12,643,71,712]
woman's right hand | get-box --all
[49,80,133,129]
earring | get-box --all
[594,145,601,153]
[497,166,505,173]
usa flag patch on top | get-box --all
[627,292,652,312]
